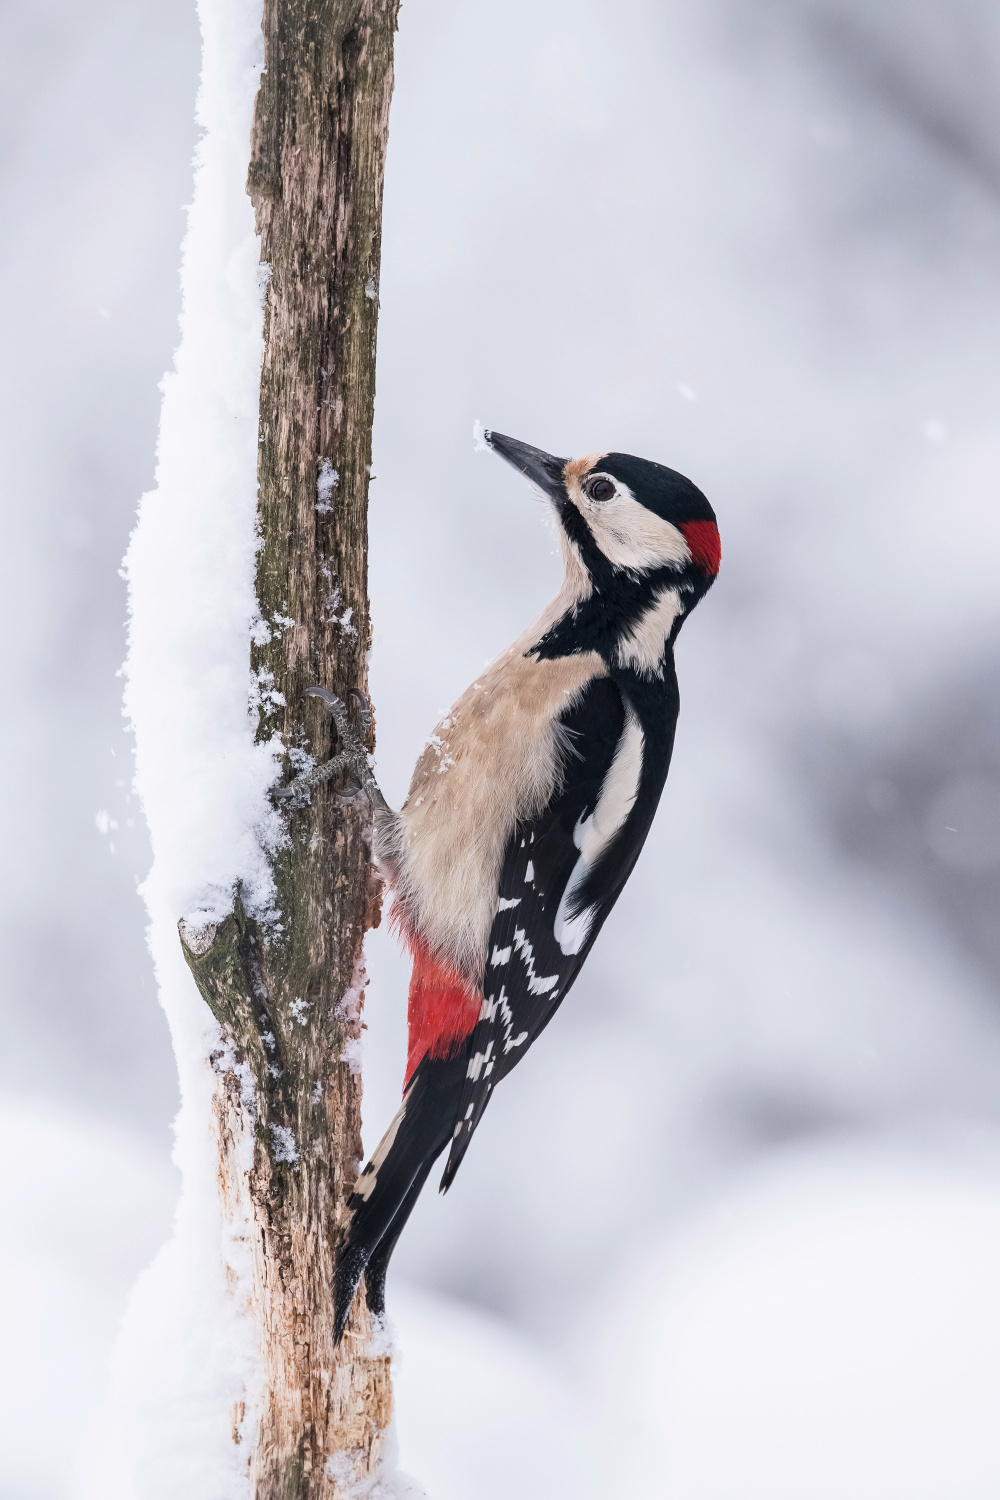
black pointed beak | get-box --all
[485,430,566,500]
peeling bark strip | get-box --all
[179,1,401,1495]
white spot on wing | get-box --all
[480,982,538,1059]
[491,945,512,966]
[512,928,559,996]
[467,1040,494,1080]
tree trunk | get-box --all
[178,1,400,1494]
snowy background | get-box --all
[3,0,1000,1496]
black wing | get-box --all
[440,668,676,1190]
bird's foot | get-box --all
[271,687,389,812]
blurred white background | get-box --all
[3,0,1000,1496]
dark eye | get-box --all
[586,475,615,502]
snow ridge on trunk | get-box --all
[112,0,277,1490]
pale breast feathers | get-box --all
[383,641,605,980]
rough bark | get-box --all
[178,1,400,1495]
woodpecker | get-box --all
[282,432,720,1342]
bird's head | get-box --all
[484,430,720,603]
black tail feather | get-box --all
[334,1053,465,1343]
[362,1156,437,1321]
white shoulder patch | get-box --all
[553,710,644,955]
[615,587,683,676]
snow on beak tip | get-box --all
[475,424,566,500]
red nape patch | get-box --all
[679,520,721,575]
[404,939,481,1088]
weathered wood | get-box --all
[178,1,401,1494]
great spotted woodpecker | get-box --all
[284,432,720,1341]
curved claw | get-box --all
[277,685,386,814]
[303,685,344,714]
[303,685,353,742]
[346,688,373,732]
[304,684,372,737]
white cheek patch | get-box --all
[572,478,691,573]
[553,711,644,955]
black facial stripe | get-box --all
[529,559,712,666]
[555,495,600,570]
[558,498,663,597]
